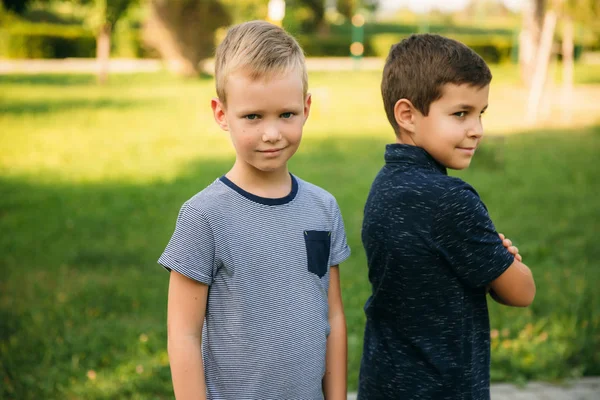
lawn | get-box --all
[1,67,599,399]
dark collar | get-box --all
[219,173,298,206]
[384,144,447,175]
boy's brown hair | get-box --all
[381,34,492,135]
[215,20,308,105]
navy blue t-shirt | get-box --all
[358,144,514,400]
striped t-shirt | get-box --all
[158,174,351,400]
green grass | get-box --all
[1,67,600,399]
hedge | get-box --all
[0,23,95,58]
[0,22,584,65]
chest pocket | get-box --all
[304,230,331,278]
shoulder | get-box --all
[436,176,483,211]
[295,175,338,208]
[173,179,234,225]
[184,178,231,213]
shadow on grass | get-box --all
[0,72,214,88]
[1,127,599,399]
[0,74,97,86]
[0,98,159,115]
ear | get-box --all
[393,98,417,134]
[303,93,312,123]
[211,98,229,131]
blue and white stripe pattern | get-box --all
[159,174,350,399]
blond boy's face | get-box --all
[411,83,489,170]
[212,69,310,176]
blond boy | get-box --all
[159,21,350,400]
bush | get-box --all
[370,33,514,63]
[297,32,514,63]
[0,23,95,59]
[297,34,375,57]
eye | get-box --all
[244,114,260,120]
[280,112,294,119]
[453,111,467,118]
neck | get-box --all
[226,162,292,198]
[396,130,416,146]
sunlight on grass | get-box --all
[2,65,599,184]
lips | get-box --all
[258,147,285,153]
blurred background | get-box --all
[1,0,599,399]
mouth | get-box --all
[258,147,286,154]
[457,146,476,153]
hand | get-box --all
[499,233,522,262]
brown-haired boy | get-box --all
[358,34,535,399]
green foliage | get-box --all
[0,69,599,398]
[370,33,514,63]
[336,0,355,19]
[297,33,373,57]
[0,22,95,58]
[1,0,33,14]
[220,0,266,24]
[73,0,136,29]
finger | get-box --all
[516,254,522,262]
[503,239,512,248]
[499,233,505,240]
[508,246,518,255]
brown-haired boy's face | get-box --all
[410,83,489,170]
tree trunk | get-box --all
[143,0,230,78]
[526,10,557,125]
[96,23,111,85]
[520,0,546,88]
[561,15,574,123]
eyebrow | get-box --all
[237,106,302,115]
[456,104,488,112]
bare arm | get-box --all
[323,266,347,400]
[489,258,536,307]
[167,270,208,400]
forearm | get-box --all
[168,335,206,400]
[323,314,347,400]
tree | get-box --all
[337,0,355,19]
[519,0,546,88]
[143,0,230,77]
[1,0,33,14]
[522,0,600,124]
[558,0,600,122]
[86,0,135,84]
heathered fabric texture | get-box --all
[358,144,514,400]
[159,174,350,400]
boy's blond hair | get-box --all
[215,20,308,104]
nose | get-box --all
[468,119,484,139]
[262,122,281,143]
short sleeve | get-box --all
[329,199,351,266]
[432,184,514,288]
[158,202,216,285]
